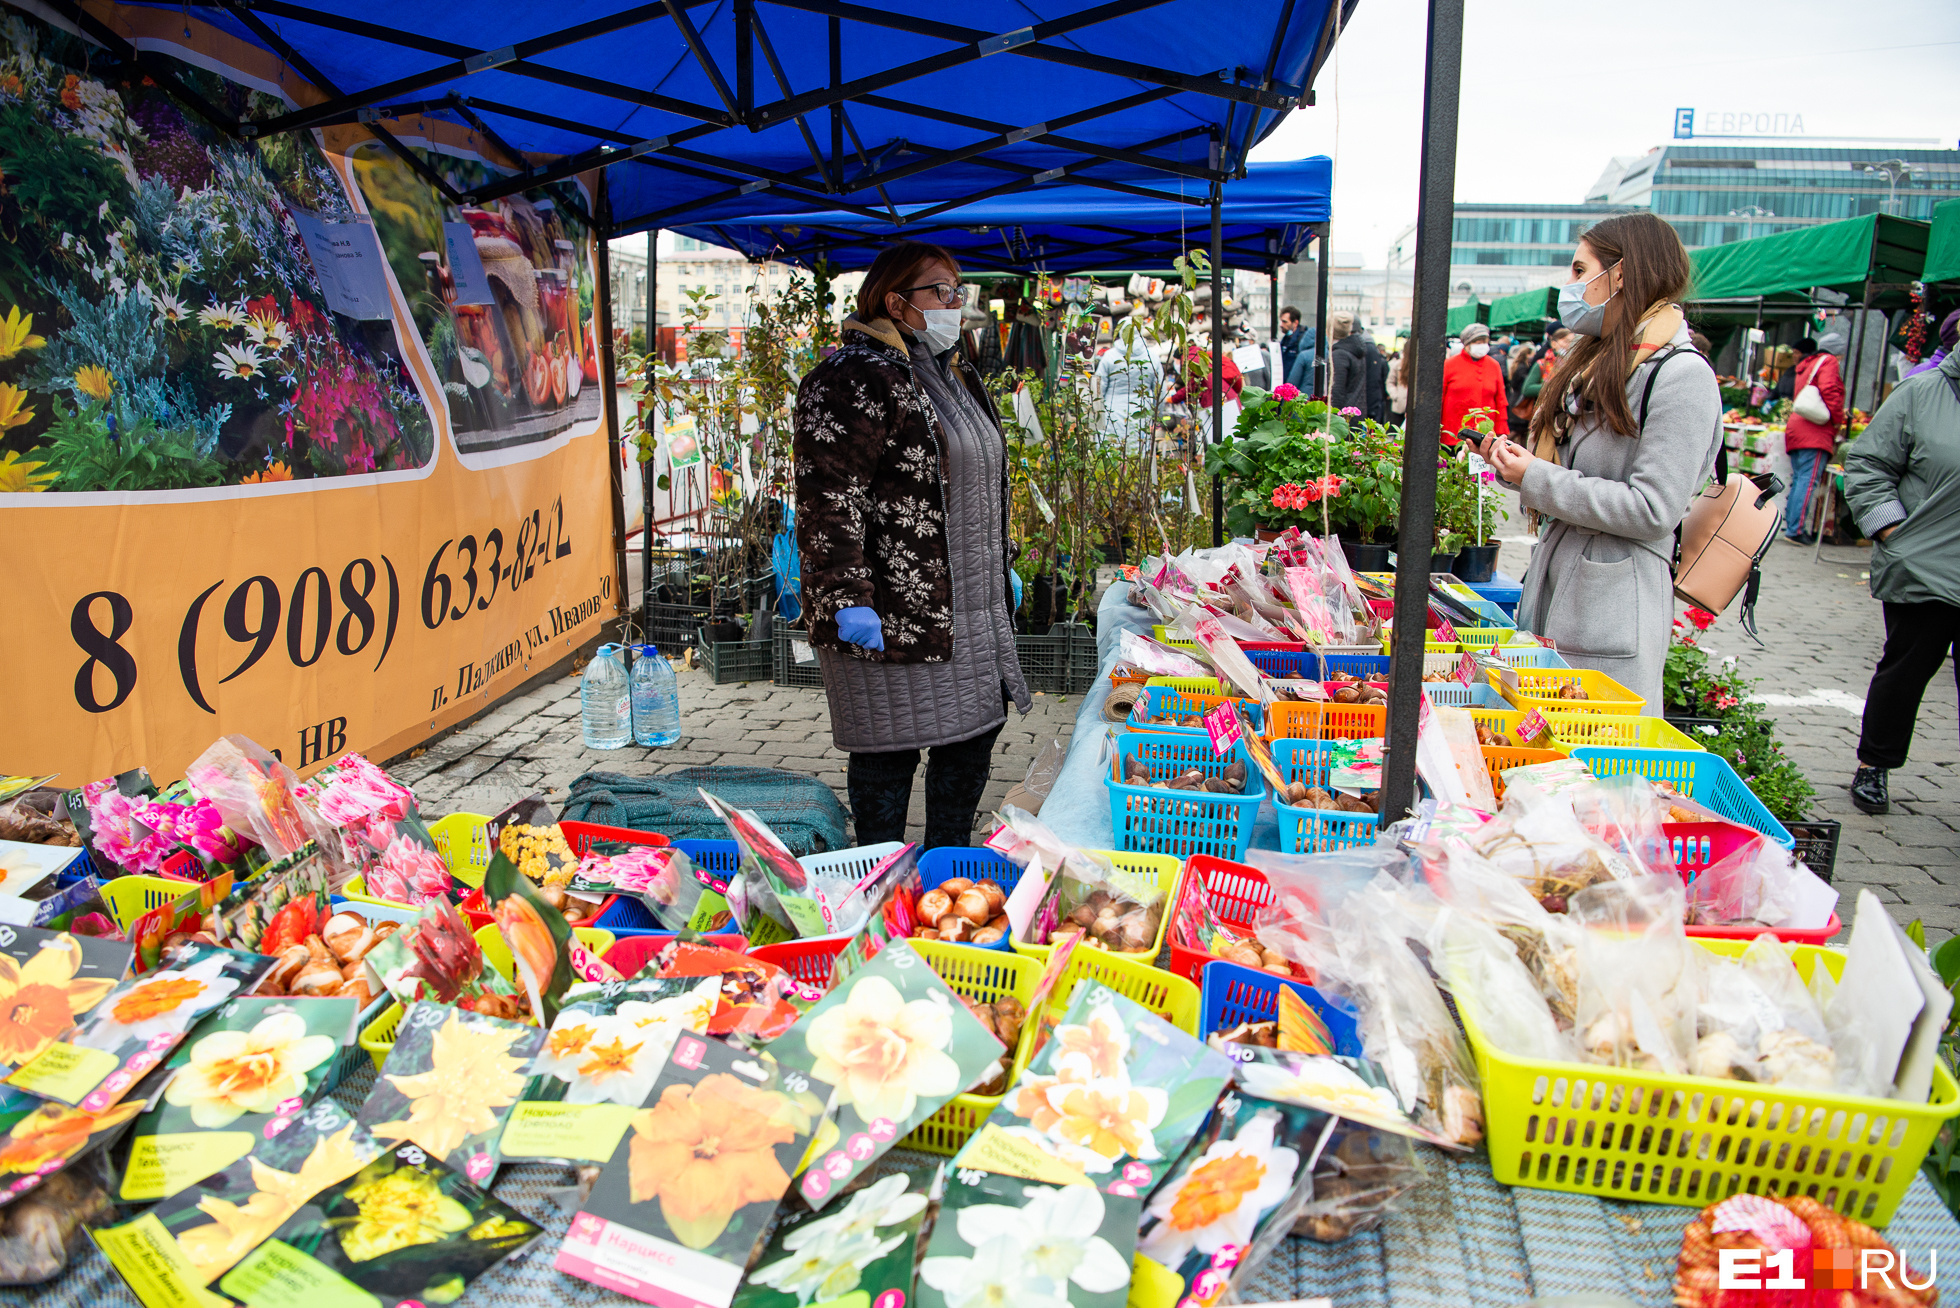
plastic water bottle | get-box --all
[580,643,633,749]
[631,644,682,747]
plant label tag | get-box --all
[791,639,814,665]
[1456,652,1477,688]
[1434,618,1459,643]
[1516,709,1553,748]
[1203,702,1242,757]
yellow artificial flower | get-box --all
[72,365,113,401]
[0,383,36,432]
[369,1011,529,1160]
[0,451,57,493]
[0,934,118,1065]
[0,307,45,361]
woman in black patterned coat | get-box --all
[792,243,1030,849]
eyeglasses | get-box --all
[898,281,966,307]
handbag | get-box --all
[1674,473,1784,636]
[1791,356,1831,424]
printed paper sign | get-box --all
[1202,702,1242,758]
[443,221,497,307]
[1456,651,1477,688]
[287,210,393,320]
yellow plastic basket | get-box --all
[1541,712,1707,753]
[1011,851,1183,966]
[339,876,419,911]
[1040,945,1200,1035]
[904,941,1043,1155]
[427,812,492,888]
[1148,624,1199,651]
[1465,707,1575,754]
[97,875,213,931]
[1495,667,1646,717]
[1453,626,1519,650]
[356,924,615,1070]
[1457,938,1960,1226]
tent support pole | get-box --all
[1382,0,1464,825]
[596,176,629,624]
[1815,283,1873,564]
[1211,182,1225,547]
[1313,222,1331,397]
[644,230,659,633]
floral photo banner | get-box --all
[1,3,620,784]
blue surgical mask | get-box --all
[1558,263,1618,336]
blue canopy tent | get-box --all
[668,157,1331,274]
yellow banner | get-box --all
[0,5,621,780]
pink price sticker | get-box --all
[1456,651,1477,688]
[1434,618,1459,643]
[1517,708,1551,745]
[1202,701,1242,758]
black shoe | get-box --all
[1851,766,1890,815]
[1785,532,1817,546]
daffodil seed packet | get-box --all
[560,1030,825,1308]
[93,1096,379,1299]
[503,972,728,1166]
[768,937,1005,1210]
[122,996,360,1202]
[734,1161,935,1308]
[915,1167,1140,1308]
[0,1085,145,1209]
[354,1000,546,1186]
[4,943,270,1113]
[0,923,126,1077]
[1134,1087,1335,1308]
[954,980,1233,1196]
[236,1139,541,1308]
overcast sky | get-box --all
[1250,0,1960,264]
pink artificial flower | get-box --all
[1272,383,1301,401]
[369,833,452,906]
[132,797,242,866]
[83,780,176,873]
[1339,406,1363,418]
[314,753,411,827]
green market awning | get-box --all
[1445,298,1486,335]
[1926,199,1960,285]
[1486,287,1554,332]
[1687,213,1929,304]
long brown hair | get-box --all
[1527,213,1692,440]
[856,241,961,321]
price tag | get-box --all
[791,639,815,665]
[1456,651,1477,688]
[1516,708,1553,748]
[1434,618,1459,643]
[1203,701,1242,758]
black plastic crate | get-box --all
[772,618,825,688]
[1786,818,1841,883]
[700,635,774,684]
[1016,621,1098,695]
[643,600,713,652]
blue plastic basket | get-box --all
[1320,653,1391,681]
[915,847,1020,951]
[49,845,99,889]
[1108,734,1265,860]
[1494,646,1571,669]
[1198,961,1365,1058]
[595,895,695,937]
[1422,681,1512,709]
[1247,648,1321,679]
[1130,685,1267,739]
[1270,738,1384,854]
[1570,747,1794,848]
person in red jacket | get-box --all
[1440,320,1510,443]
[1781,336,1844,544]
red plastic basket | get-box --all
[1166,855,1309,985]
[601,932,750,977]
[1668,822,1843,944]
[748,937,849,990]
[459,818,665,930]
[458,884,617,933]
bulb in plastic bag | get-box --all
[580,643,633,749]
[631,644,682,747]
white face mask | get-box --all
[907,303,963,354]
[1468,343,1489,359]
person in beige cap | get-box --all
[1328,310,1368,411]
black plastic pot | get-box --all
[1340,540,1393,573]
[1454,544,1500,583]
[1429,552,1460,576]
[701,621,746,647]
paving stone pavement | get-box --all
[1500,525,1960,942]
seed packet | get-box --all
[735,1163,935,1308]
[1135,1088,1334,1307]
[5,944,269,1112]
[770,939,1005,1209]
[0,925,125,1076]
[125,874,239,975]
[64,769,165,876]
[0,1083,145,1210]
[186,735,342,875]
[122,996,359,1201]
[1221,1046,1462,1148]
[558,1033,822,1308]
[955,980,1234,1195]
[208,845,333,955]
[92,1097,378,1298]
[916,1167,1139,1308]
[236,1139,540,1308]
[361,896,524,1019]
[703,790,832,937]
[571,842,703,930]
[487,794,578,887]
[609,937,818,1037]
[355,1001,545,1184]
[308,752,451,906]
[481,848,619,1027]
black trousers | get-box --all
[847,721,1005,850]
[1857,599,1960,769]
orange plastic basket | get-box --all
[1263,700,1388,742]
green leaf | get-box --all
[1907,919,1929,951]
[1934,937,1960,988]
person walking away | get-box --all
[792,241,1031,848]
[1782,337,1844,544]
[1521,328,1573,416]
[1441,320,1510,440]
[1387,349,1411,421]
[1505,342,1536,423]
[1903,309,1960,380]
[1327,311,1369,413]
[1838,347,1960,815]
[1279,307,1313,383]
[1363,330,1390,422]
[1096,308,1159,444]
[1472,212,1723,710]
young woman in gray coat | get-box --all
[1472,213,1723,709]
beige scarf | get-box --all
[1531,300,1684,464]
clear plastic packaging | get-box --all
[1290,1119,1425,1243]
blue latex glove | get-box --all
[835,606,885,651]
[1010,569,1024,613]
